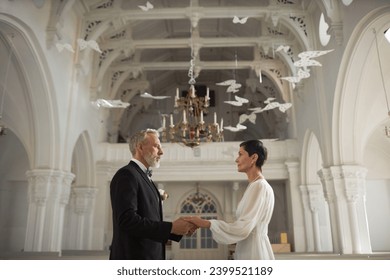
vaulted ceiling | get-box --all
[48,0,342,141]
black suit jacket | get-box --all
[109,161,181,260]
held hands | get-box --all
[183,216,211,229]
[171,216,211,236]
[171,217,198,236]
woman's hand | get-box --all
[183,216,211,228]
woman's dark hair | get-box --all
[240,140,268,168]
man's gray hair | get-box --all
[128,128,160,156]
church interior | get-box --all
[1,0,390,260]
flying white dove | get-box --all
[248,97,292,113]
[216,79,234,86]
[276,103,292,112]
[294,49,334,69]
[77,38,102,53]
[140,92,171,99]
[275,45,290,53]
[216,79,242,93]
[281,68,311,84]
[224,95,249,106]
[138,1,154,11]
[56,43,75,53]
[93,99,130,108]
[224,123,247,132]
[239,112,257,124]
[233,16,249,24]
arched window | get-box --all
[179,191,218,249]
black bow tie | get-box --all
[146,169,152,177]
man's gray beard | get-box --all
[145,153,160,168]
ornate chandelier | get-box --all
[159,15,224,148]
[160,85,224,148]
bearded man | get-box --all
[109,129,196,260]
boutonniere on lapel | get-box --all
[158,189,169,201]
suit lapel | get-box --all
[130,161,161,205]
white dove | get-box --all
[224,95,249,106]
[216,79,242,93]
[294,49,334,69]
[77,38,102,53]
[138,1,153,11]
[248,97,292,113]
[262,97,292,112]
[140,92,170,99]
[216,79,236,86]
[277,103,292,112]
[239,112,257,124]
[224,123,247,132]
[281,68,311,84]
[233,16,249,24]
[94,99,130,108]
[56,43,75,53]
[275,45,290,53]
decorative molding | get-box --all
[96,140,298,181]
[26,169,75,205]
[71,186,99,214]
[307,184,323,212]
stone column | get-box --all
[318,167,340,252]
[67,186,98,250]
[299,184,326,252]
[299,185,314,252]
[24,169,75,252]
[318,165,372,254]
[285,161,305,251]
[307,184,323,252]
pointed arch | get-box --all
[176,185,222,217]
[332,6,390,165]
[301,130,323,185]
[71,131,96,187]
[0,14,60,169]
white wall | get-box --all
[0,131,29,252]
[366,179,390,251]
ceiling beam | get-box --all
[84,6,307,22]
[99,36,295,50]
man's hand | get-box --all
[171,217,198,236]
[183,216,211,228]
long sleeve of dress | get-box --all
[209,179,274,245]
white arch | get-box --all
[72,131,96,187]
[332,6,390,164]
[0,14,59,169]
[301,130,323,185]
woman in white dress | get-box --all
[186,140,275,260]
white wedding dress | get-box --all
[209,179,275,260]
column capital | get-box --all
[25,169,75,204]
[329,165,367,180]
[306,184,323,212]
[71,186,99,214]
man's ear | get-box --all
[135,143,143,156]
